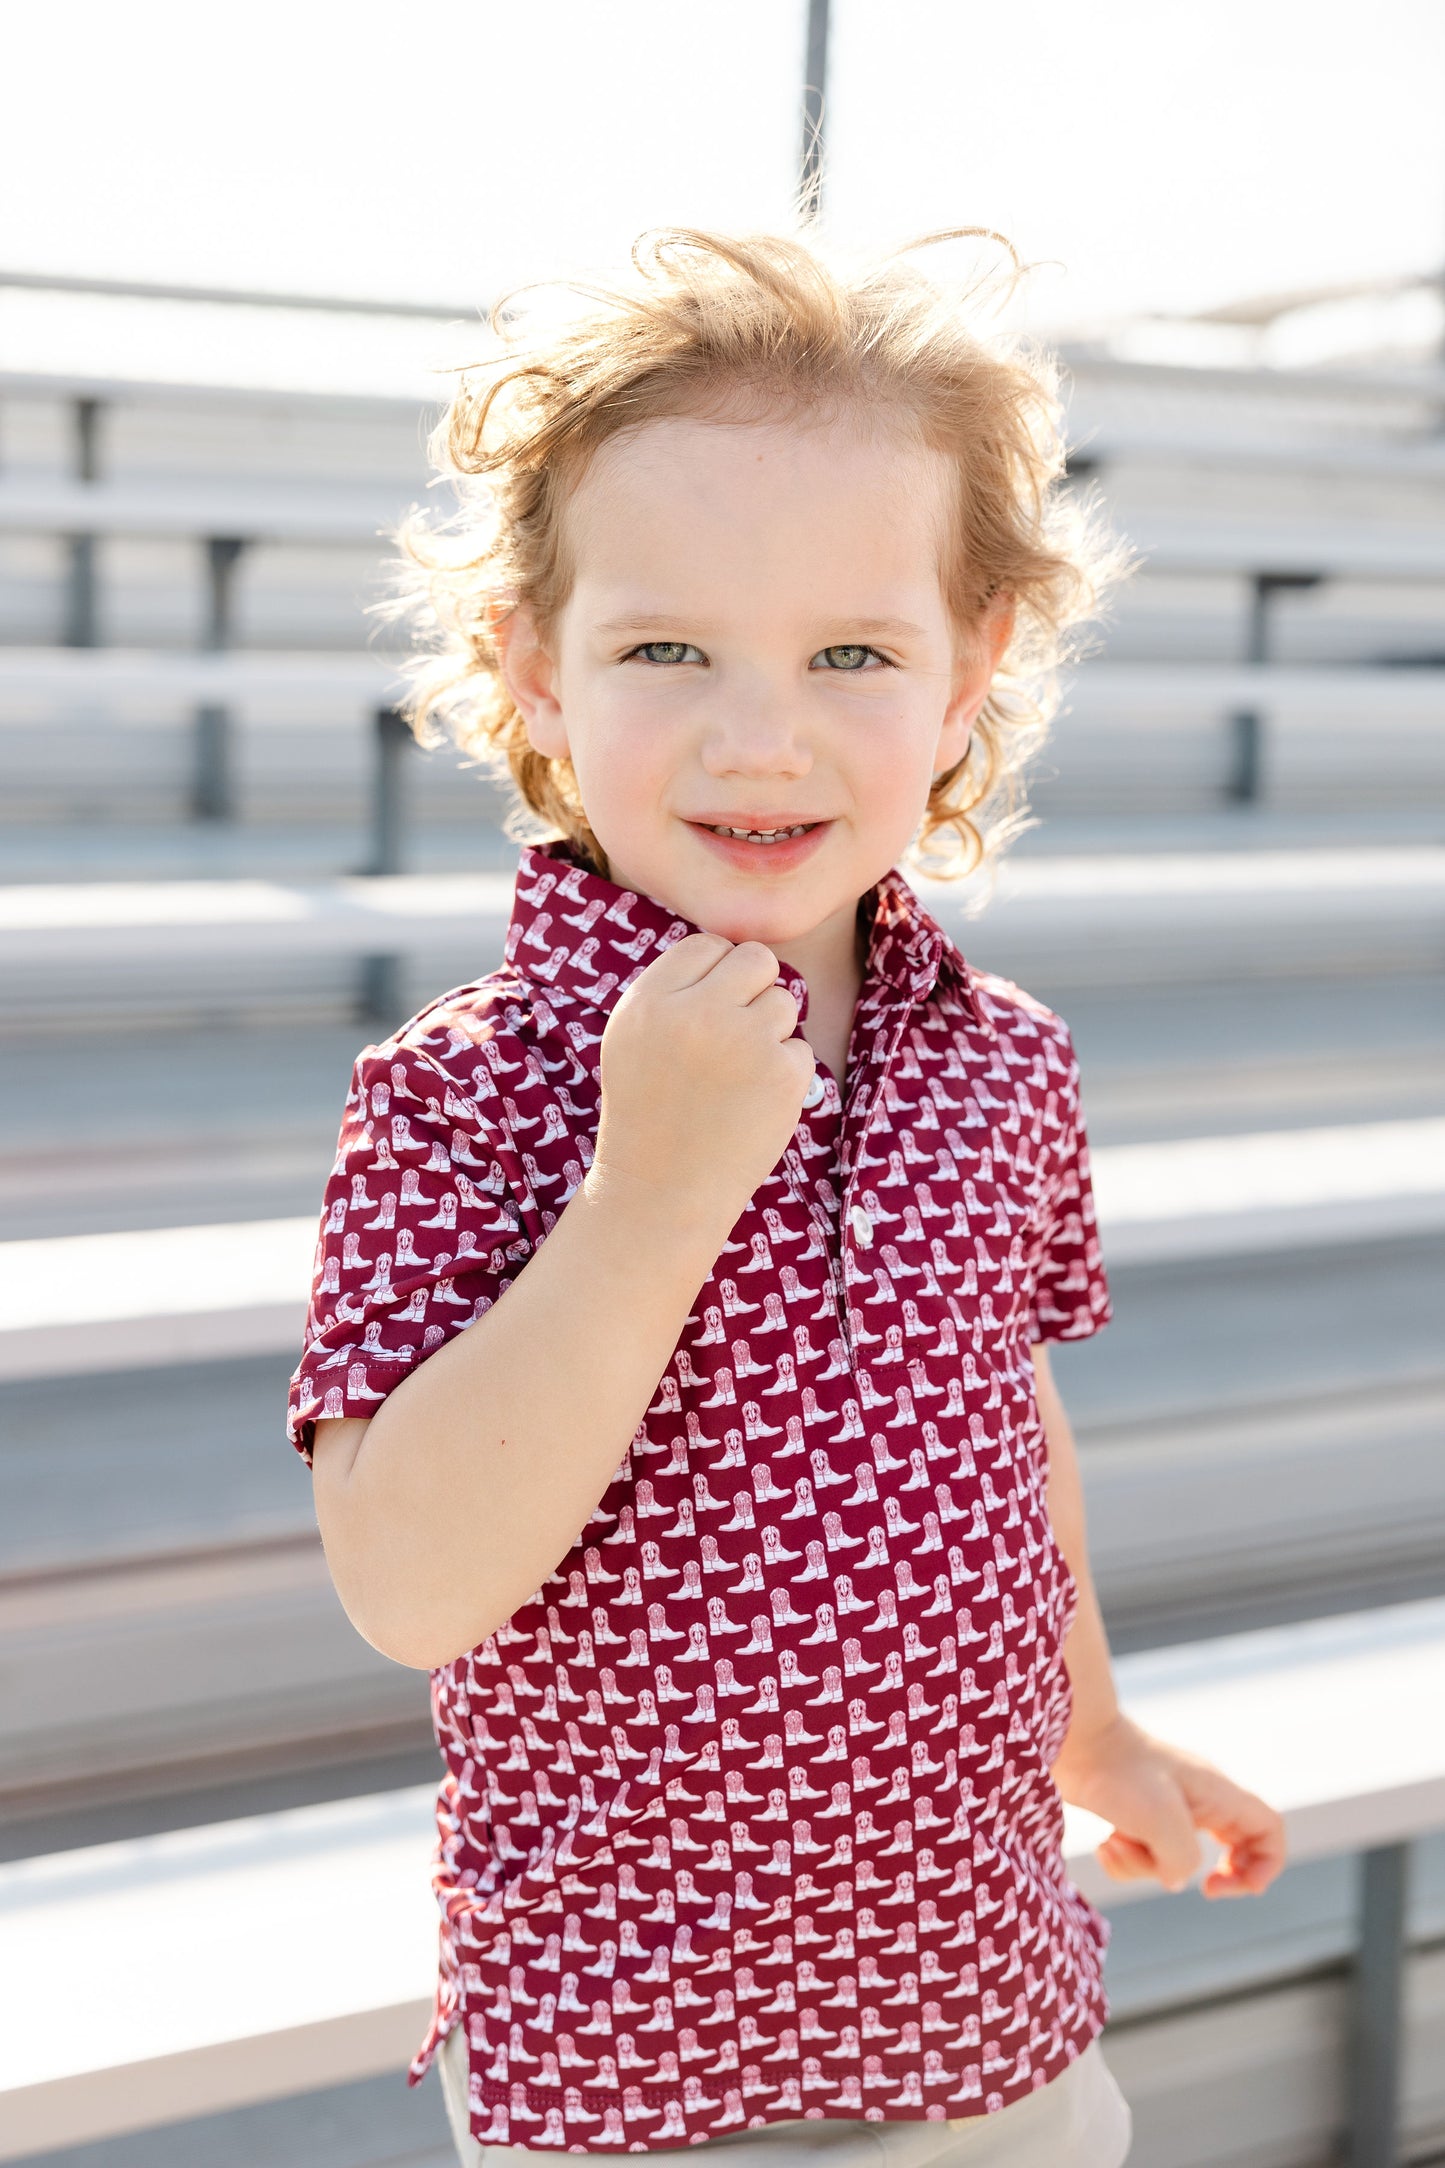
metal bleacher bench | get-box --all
[0,477,404,547]
[3,850,1443,973]
[1,1108,1442,1383]
[3,645,1442,848]
[1068,429,1445,485]
[7,644,1445,719]
[0,468,412,821]
[5,646,1443,858]
[2,842,1442,1032]
[1,1597,1440,2166]
[3,473,1445,817]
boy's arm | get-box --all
[1033,1339,1122,1762]
[1033,1341,1288,1898]
[314,1176,736,1671]
[309,932,813,1673]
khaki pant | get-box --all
[436,2024,1132,2168]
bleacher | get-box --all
[0,1595,1438,2168]
[2,345,1443,2167]
[4,1599,1444,2165]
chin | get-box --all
[708,901,824,950]
[690,901,773,943]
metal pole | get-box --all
[1347,1840,1411,2168]
[800,0,830,219]
[192,537,246,820]
[1225,570,1323,805]
[359,704,412,1024]
[1225,573,1270,804]
[365,705,411,876]
[62,397,101,648]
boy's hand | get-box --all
[588,932,816,1229]
[1051,1712,1287,1899]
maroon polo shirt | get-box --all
[288,836,1113,2148]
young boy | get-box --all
[289,226,1285,2165]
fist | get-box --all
[588,932,816,1230]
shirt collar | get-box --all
[503,837,991,1033]
[864,850,993,1035]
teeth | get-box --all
[709,824,813,842]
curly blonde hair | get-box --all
[390,224,1129,882]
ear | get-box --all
[934,591,1016,777]
[491,597,569,760]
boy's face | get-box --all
[498,408,1010,964]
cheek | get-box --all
[848,707,940,800]
[568,709,674,819]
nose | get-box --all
[698,686,814,781]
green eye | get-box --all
[815,645,873,670]
[634,641,701,665]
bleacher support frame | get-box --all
[1349,1839,1411,2168]
[359,704,414,1024]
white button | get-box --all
[802,1073,827,1109]
[849,1204,873,1247]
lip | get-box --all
[685,816,828,833]
[685,818,832,873]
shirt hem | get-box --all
[425,1992,1111,2150]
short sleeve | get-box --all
[1026,1028,1111,1345]
[286,1039,526,1465]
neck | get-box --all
[778,884,870,989]
[773,896,872,1089]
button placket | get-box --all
[835,996,921,1358]
[781,1117,852,1367]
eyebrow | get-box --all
[593,612,931,641]
[594,613,699,635]
[831,617,930,642]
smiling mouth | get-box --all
[691,821,825,843]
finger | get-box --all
[1191,1797,1289,1878]
[783,1038,818,1082]
[1202,1853,1272,1896]
[1180,1771,1284,1849]
[1202,1828,1288,1896]
[1131,1792,1204,1892]
[1102,1816,1200,1894]
[1157,1823,1204,1894]
[1096,1833,1156,1880]
[1201,1808,1287,1861]
[748,981,805,1040]
[700,939,789,1002]
[649,931,736,988]
[1201,1861,1265,1897]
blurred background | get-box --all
[1,3,1443,2163]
